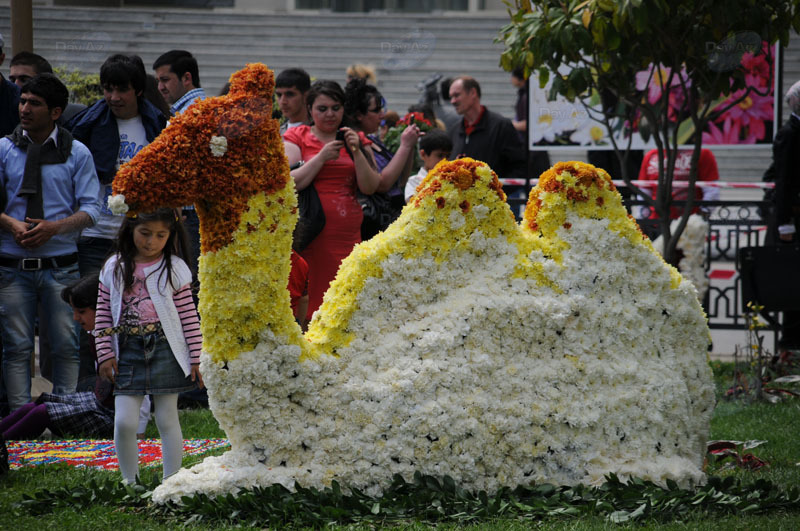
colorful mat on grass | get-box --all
[7,439,230,470]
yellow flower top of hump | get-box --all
[306,158,554,357]
[523,161,681,287]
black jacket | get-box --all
[0,77,20,137]
[449,107,527,181]
[66,98,166,184]
[772,114,800,229]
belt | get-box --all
[95,322,163,338]
[0,253,78,271]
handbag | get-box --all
[357,190,403,241]
[296,183,325,252]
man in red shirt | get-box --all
[638,148,720,219]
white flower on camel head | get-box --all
[209,135,228,157]
[107,194,129,215]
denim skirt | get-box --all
[114,330,195,395]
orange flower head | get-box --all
[112,63,290,253]
[414,158,506,205]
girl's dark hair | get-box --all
[114,208,191,292]
[61,273,100,310]
[343,77,382,129]
[305,80,345,121]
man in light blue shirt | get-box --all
[0,74,100,411]
[152,50,206,117]
[152,50,206,281]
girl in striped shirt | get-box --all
[94,207,203,484]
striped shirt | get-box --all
[95,279,202,366]
[169,87,207,116]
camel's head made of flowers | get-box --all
[112,63,291,253]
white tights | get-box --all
[114,394,183,484]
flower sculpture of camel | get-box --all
[111,64,715,503]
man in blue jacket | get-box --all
[67,54,166,276]
[66,54,166,385]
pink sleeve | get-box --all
[174,283,202,364]
[283,125,307,152]
[94,282,115,365]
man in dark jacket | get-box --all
[0,34,20,137]
[448,76,527,182]
[771,81,800,245]
[768,80,800,350]
[66,54,166,383]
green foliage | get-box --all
[10,470,800,527]
[53,67,102,107]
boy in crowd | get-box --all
[66,54,166,383]
[9,51,86,123]
[152,50,205,117]
[67,54,166,276]
[152,50,205,282]
[275,68,311,136]
[404,129,452,203]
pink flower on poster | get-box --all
[702,117,753,145]
[635,64,690,106]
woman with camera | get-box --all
[284,80,381,320]
[344,78,421,240]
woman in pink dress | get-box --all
[283,80,381,320]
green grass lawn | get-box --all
[2,363,799,530]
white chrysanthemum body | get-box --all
[153,206,714,504]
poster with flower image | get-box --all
[529,42,779,151]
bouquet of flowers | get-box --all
[382,111,434,154]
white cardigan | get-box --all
[99,254,194,377]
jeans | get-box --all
[77,236,116,385]
[0,264,80,411]
[182,209,200,279]
[78,236,114,276]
